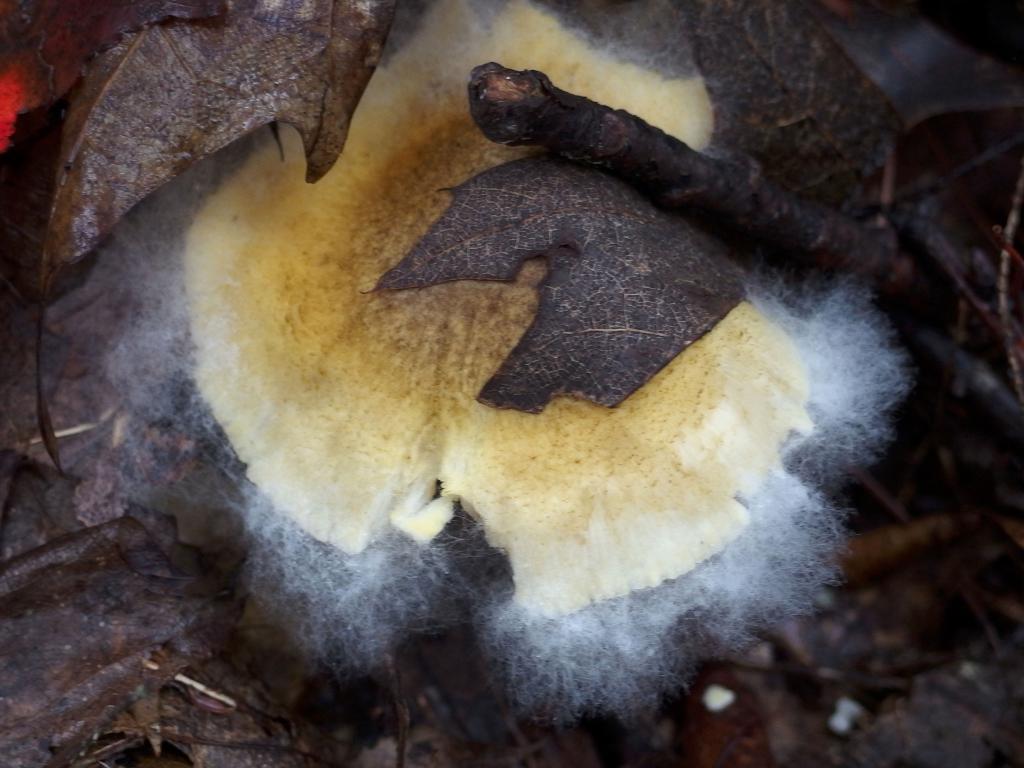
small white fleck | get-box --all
[828,696,867,736]
[958,661,980,679]
[702,684,736,712]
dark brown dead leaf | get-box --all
[920,0,1024,67]
[843,657,1024,768]
[131,692,166,757]
[775,574,949,674]
[560,0,896,201]
[2,455,217,587]
[678,0,1024,202]
[0,450,17,512]
[841,515,966,587]
[377,157,745,412]
[159,664,348,767]
[992,514,1024,550]
[677,0,902,200]
[38,0,395,291]
[812,0,1024,129]
[0,123,61,295]
[0,517,238,767]
[80,658,350,768]
[0,458,81,561]
[0,0,224,147]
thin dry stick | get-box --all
[467,62,920,296]
[997,153,1024,407]
[901,213,1024,345]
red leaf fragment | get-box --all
[0,68,22,151]
[0,0,225,141]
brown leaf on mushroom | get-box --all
[377,156,745,412]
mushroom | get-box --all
[184,0,813,616]
[161,0,916,718]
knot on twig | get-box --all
[468,62,554,145]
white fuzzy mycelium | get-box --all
[93,0,911,719]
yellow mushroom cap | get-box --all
[184,0,813,615]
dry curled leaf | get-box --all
[36,0,395,292]
[377,156,745,412]
[0,517,237,768]
[0,0,225,150]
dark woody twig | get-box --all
[467,62,920,296]
[467,61,1024,408]
[901,318,1024,448]
[899,210,1024,352]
